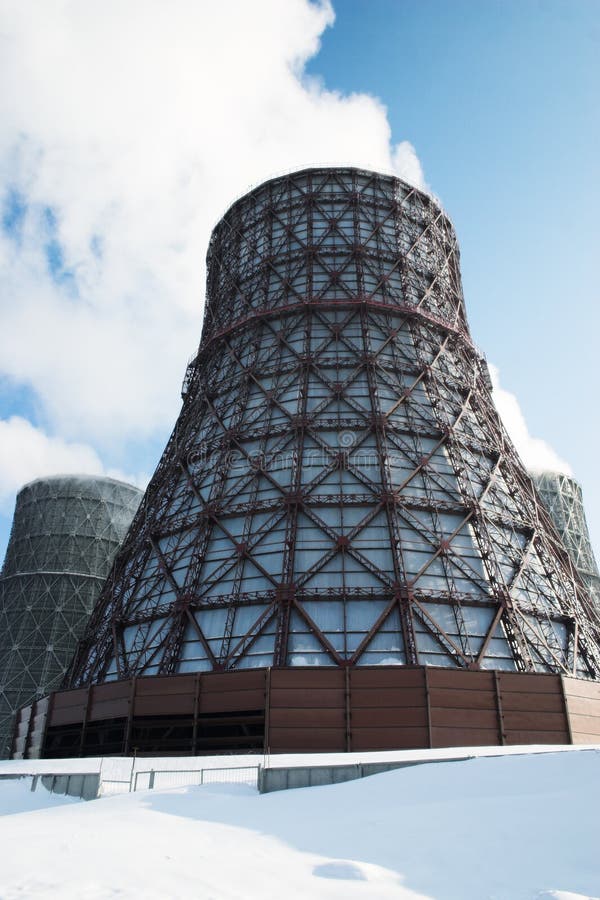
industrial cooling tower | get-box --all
[532,471,600,614]
[15,168,600,758]
[0,475,141,757]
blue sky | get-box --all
[0,0,599,563]
[310,0,600,550]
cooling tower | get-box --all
[532,472,600,614]
[0,475,141,757]
[15,168,600,758]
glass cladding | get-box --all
[68,168,600,686]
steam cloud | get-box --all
[489,365,572,476]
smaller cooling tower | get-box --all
[532,471,600,613]
[0,475,141,757]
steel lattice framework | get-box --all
[0,476,141,757]
[68,167,600,688]
[533,471,600,615]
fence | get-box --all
[100,777,132,796]
[99,765,260,796]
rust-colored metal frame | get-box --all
[66,168,600,686]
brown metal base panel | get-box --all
[12,666,600,759]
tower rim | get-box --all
[17,473,143,496]
[212,165,453,240]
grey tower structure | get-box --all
[68,167,600,688]
[0,475,141,756]
[532,471,600,614]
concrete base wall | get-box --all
[258,759,462,793]
[0,772,99,800]
[37,772,100,801]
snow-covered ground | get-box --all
[0,777,81,816]
[0,747,598,899]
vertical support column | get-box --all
[123,678,136,756]
[424,666,432,748]
[560,675,574,744]
[344,666,351,752]
[39,691,55,760]
[494,671,506,745]
[79,684,93,756]
[192,673,201,755]
[264,667,271,755]
[23,702,36,760]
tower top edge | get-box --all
[214,165,450,230]
[17,473,143,496]
[531,470,580,486]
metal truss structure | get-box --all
[532,471,600,614]
[68,167,600,689]
[0,476,141,757]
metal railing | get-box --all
[100,778,132,796]
[99,765,259,796]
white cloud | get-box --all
[0,416,145,509]
[391,142,426,192]
[0,0,427,449]
[489,364,572,476]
